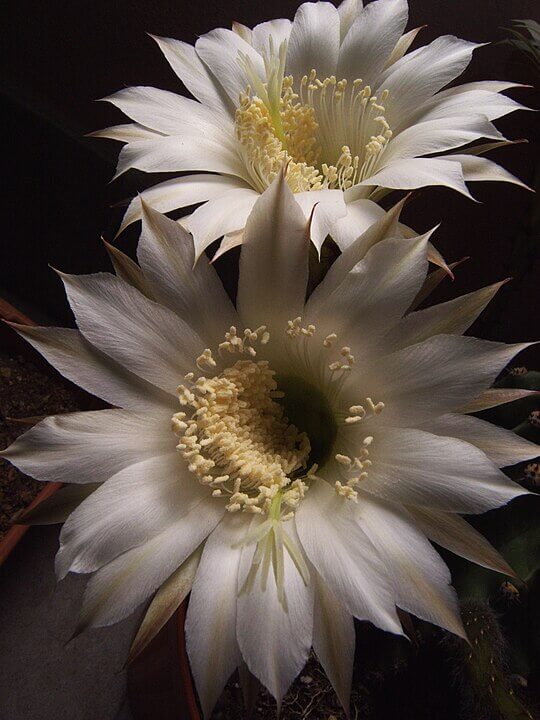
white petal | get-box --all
[459,388,540,414]
[251,19,292,55]
[1,409,173,484]
[89,123,163,143]
[331,198,386,251]
[312,571,354,714]
[338,0,408,85]
[357,495,465,637]
[296,478,402,633]
[286,2,340,79]
[196,28,265,105]
[337,0,362,41]
[182,188,259,261]
[438,154,530,190]
[293,189,347,252]
[115,136,246,180]
[380,36,481,131]
[359,157,473,199]
[150,34,232,117]
[138,202,237,346]
[237,521,314,706]
[186,515,247,718]
[382,115,503,165]
[61,272,204,394]
[308,196,405,306]
[7,325,171,411]
[425,413,540,468]
[77,499,223,629]
[412,89,526,125]
[101,86,233,138]
[365,427,526,513]
[307,234,428,353]
[386,280,507,352]
[365,335,531,425]
[237,172,309,337]
[56,453,206,578]
[384,26,424,69]
[120,175,252,234]
[407,506,516,576]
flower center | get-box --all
[172,327,315,517]
[236,42,392,194]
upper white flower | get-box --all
[95,0,528,259]
[3,174,536,716]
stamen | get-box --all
[235,58,393,194]
[172,328,311,516]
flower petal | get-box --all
[130,546,202,664]
[308,196,406,306]
[56,453,207,578]
[330,198,386,251]
[6,325,172,411]
[196,28,265,105]
[357,495,466,637]
[89,123,163,142]
[307,234,428,352]
[76,498,223,630]
[293,189,347,252]
[365,335,531,425]
[237,172,309,338]
[61,272,204,394]
[182,188,259,261]
[365,427,527,513]
[119,175,252,234]
[338,0,408,85]
[438,154,530,190]
[386,280,507,352]
[150,34,232,116]
[384,26,424,69]
[312,571,354,714]
[380,35,482,130]
[412,88,526,125]
[114,136,246,180]
[426,413,539,468]
[359,157,473,199]
[287,2,341,80]
[407,506,516,576]
[1,409,173,484]
[101,86,233,138]
[459,388,540,414]
[337,0,362,41]
[296,478,402,633]
[138,202,238,346]
[237,521,314,706]
[186,515,247,718]
[381,115,504,166]
[251,19,292,55]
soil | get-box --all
[0,352,82,538]
[211,653,371,720]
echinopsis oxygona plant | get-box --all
[2,172,538,717]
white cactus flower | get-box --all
[94,0,529,259]
[2,174,537,716]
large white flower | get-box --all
[3,175,537,716]
[94,0,528,258]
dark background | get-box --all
[1,0,539,356]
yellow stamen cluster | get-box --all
[236,90,323,193]
[172,328,312,516]
[235,58,393,194]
